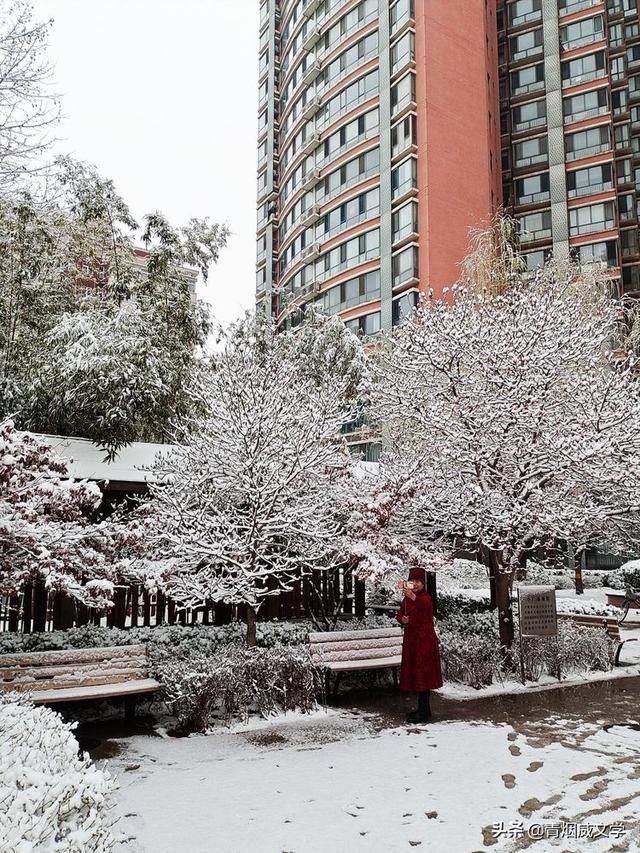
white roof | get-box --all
[37,434,172,484]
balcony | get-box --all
[302,168,321,191]
[303,26,321,52]
[302,60,322,87]
[302,243,321,262]
[302,0,320,17]
[302,204,321,227]
[302,95,322,121]
[300,131,321,158]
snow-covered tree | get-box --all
[0,0,60,192]
[0,419,122,608]
[141,312,365,645]
[0,159,228,454]
[362,255,640,650]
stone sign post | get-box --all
[517,585,559,683]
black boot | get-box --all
[406,691,431,724]
[408,692,430,723]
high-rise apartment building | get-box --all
[256,0,502,332]
[256,0,640,333]
[499,0,640,295]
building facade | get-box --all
[257,0,640,323]
[499,0,640,295]
[256,0,502,334]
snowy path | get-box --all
[107,698,640,853]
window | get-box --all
[390,0,415,36]
[621,229,639,257]
[518,209,552,242]
[509,28,543,62]
[610,56,626,82]
[391,157,417,198]
[561,51,606,87]
[565,125,610,160]
[317,147,380,200]
[514,135,548,168]
[316,228,380,281]
[390,31,415,75]
[560,15,604,51]
[563,87,608,123]
[392,291,419,325]
[391,114,417,157]
[515,172,550,204]
[392,245,419,286]
[315,269,381,314]
[507,0,542,27]
[568,201,616,235]
[622,264,640,294]
[617,158,633,185]
[510,64,544,97]
[392,201,418,243]
[566,163,613,197]
[321,108,379,165]
[618,192,635,221]
[390,73,416,116]
[559,0,600,11]
[345,311,381,336]
[320,187,380,237]
[615,123,631,150]
[612,88,628,116]
[317,70,379,129]
[574,240,618,266]
[512,99,546,132]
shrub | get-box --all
[438,612,504,688]
[0,693,117,851]
[158,643,324,733]
[516,621,615,682]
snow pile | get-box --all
[555,597,620,617]
[0,693,117,851]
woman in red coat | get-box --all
[396,567,443,723]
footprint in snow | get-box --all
[502,774,516,789]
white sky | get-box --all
[34,0,259,326]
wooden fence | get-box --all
[0,568,367,634]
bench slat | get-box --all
[326,655,401,673]
[30,678,160,704]
[0,645,148,668]
[309,627,402,644]
[0,660,148,682]
[312,646,402,664]
[3,672,150,693]
[309,636,402,655]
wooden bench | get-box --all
[0,644,159,716]
[557,614,637,666]
[309,626,402,699]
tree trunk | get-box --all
[495,569,515,652]
[245,604,258,647]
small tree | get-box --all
[0,420,121,608]
[142,312,364,645]
[0,0,60,192]
[0,159,229,454]
[365,251,640,653]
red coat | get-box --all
[396,591,443,692]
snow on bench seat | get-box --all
[309,627,402,672]
[0,644,160,704]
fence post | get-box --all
[343,568,353,615]
[22,584,33,633]
[7,595,19,632]
[33,580,47,633]
[354,579,366,619]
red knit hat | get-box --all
[408,567,426,582]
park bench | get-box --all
[557,614,636,666]
[309,626,402,699]
[0,644,159,717]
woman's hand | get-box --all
[401,615,409,625]
[403,588,416,601]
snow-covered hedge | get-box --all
[0,693,117,851]
[0,616,396,661]
[159,643,322,733]
[438,613,502,688]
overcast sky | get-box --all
[35,0,259,326]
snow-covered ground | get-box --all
[107,694,640,853]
